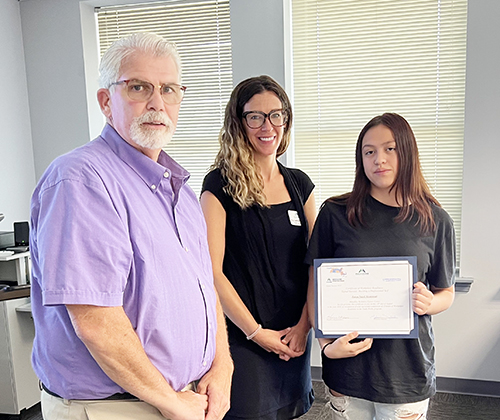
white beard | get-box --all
[129,111,176,149]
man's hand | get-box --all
[67,305,206,420]
[159,391,208,420]
[197,357,233,420]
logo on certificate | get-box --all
[326,267,347,283]
[329,267,346,276]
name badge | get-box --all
[288,210,301,226]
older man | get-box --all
[30,33,233,420]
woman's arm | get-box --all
[305,191,318,329]
[307,266,316,330]
[200,191,300,360]
[303,191,317,238]
[280,302,310,357]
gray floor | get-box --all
[299,381,500,420]
[3,381,500,419]
[297,381,328,419]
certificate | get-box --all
[314,257,418,339]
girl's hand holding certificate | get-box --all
[412,282,434,315]
[320,332,373,360]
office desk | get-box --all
[0,294,40,415]
[0,253,39,415]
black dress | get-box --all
[202,163,314,420]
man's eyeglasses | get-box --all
[109,79,187,105]
[242,109,288,129]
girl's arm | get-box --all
[413,282,455,316]
[321,332,373,360]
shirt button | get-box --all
[151,184,156,190]
[163,172,170,178]
[202,361,207,367]
[185,247,189,252]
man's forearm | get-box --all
[66,304,201,419]
[197,295,233,420]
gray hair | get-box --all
[98,33,181,89]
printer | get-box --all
[0,214,15,250]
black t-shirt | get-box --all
[306,195,456,404]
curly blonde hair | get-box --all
[213,75,293,208]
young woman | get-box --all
[307,113,456,419]
[201,75,316,419]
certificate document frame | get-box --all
[314,256,418,339]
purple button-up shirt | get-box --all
[30,124,216,399]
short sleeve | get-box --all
[201,169,234,211]
[427,207,456,288]
[296,169,314,203]
[289,168,315,204]
[32,178,132,306]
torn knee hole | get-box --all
[329,401,346,413]
[395,412,424,420]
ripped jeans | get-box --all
[321,388,429,420]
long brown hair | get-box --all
[213,75,293,208]
[331,113,440,234]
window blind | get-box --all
[291,0,467,263]
[96,0,232,195]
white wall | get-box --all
[13,0,500,386]
[0,0,36,229]
[19,0,92,180]
[230,0,286,87]
[432,0,500,383]
[230,0,293,168]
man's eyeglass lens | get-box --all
[112,80,186,104]
[243,110,287,129]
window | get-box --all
[96,0,233,195]
[291,0,467,262]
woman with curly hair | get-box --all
[201,75,316,419]
[307,113,456,420]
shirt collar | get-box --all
[99,124,190,193]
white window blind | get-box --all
[291,0,467,263]
[96,0,232,195]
